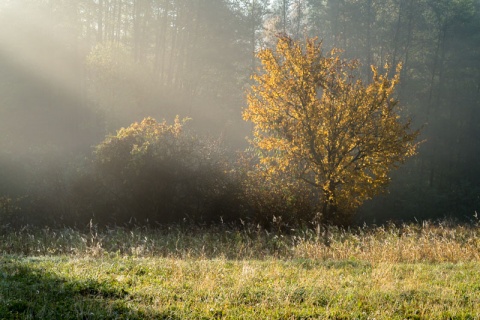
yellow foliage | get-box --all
[94,116,190,171]
[243,36,419,224]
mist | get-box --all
[0,0,479,227]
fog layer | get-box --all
[0,0,479,225]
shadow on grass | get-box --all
[0,256,178,320]
[290,258,372,271]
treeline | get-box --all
[0,0,479,227]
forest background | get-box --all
[0,0,479,228]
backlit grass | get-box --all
[1,222,478,262]
[0,222,479,319]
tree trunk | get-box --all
[98,0,104,43]
[390,0,404,76]
[320,180,337,246]
[364,0,373,78]
[282,0,288,34]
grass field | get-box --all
[0,222,479,319]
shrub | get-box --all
[91,117,240,225]
[234,153,315,229]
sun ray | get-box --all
[0,2,85,101]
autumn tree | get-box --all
[243,36,419,225]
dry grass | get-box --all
[1,221,478,263]
[294,222,480,263]
[0,222,479,319]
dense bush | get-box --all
[1,116,405,229]
[2,117,314,229]
[82,117,242,225]
[230,153,316,229]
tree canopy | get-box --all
[244,36,419,224]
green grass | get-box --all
[0,223,479,319]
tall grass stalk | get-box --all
[1,222,478,263]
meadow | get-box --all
[0,222,479,319]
